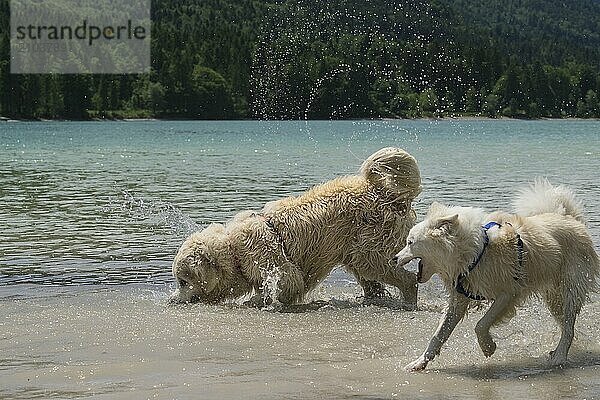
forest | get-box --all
[1,0,600,120]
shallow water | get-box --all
[2,287,600,399]
[1,120,599,399]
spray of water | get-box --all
[250,0,471,121]
[260,263,283,310]
[103,190,201,238]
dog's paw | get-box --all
[478,339,497,358]
[361,295,407,310]
[548,351,567,367]
[404,356,428,372]
[475,328,496,358]
[243,295,266,308]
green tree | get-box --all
[584,90,599,117]
[128,76,165,115]
[419,89,439,115]
[62,76,90,119]
[1,0,600,120]
[465,86,480,114]
[484,94,499,118]
[190,65,235,119]
[37,75,63,118]
[148,82,166,115]
[92,76,110,112]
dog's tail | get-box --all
[513,178,585,223]
[360,147,422,199]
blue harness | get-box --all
[455,222,524,301]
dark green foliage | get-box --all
[1,0,599,119]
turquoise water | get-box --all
[1,120,600,400]
[0,120,598,288]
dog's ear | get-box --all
[175,248,222,293]
[199,261,220,293]
[191,250,223,293]
[431,214,458,236]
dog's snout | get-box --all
[168,292,183,305]
[167,290,201,305]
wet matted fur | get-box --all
[171,147,422,307]
[395,179,599,371]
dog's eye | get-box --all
[178,279,188,288]
[407,239,414,246]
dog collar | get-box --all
[455,222,523,301]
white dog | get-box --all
[395,179,599,371]
[170,147,422,308]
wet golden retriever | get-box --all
[170,147,422,308]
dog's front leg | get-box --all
[405,294,469,372]
[243,294,268,308]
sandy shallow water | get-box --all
[2,285,599,400]
[2,121,599,399]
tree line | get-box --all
[1,0,599,120]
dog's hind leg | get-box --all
[474,293,517,358]
[548,300,577,366]
[547,276,582,366]
[357,278,388,299]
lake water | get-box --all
[1,120,599,399]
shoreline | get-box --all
[2,116,600,123]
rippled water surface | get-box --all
[1,120,598,286]
[1,120,599,399]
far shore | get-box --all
[2,115,600,123]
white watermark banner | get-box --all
[10,0,150,74]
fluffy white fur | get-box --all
[170,147,422,308]
[395,179,599,371]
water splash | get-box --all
[250,0,470,120]
[303,63,352,120]
[260,264,283,310]
[103,190,200,237]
